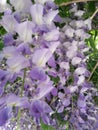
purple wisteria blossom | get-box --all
[0,0,98,130]
[0,94,29,126]
[1,14,18,33]
[10,0,32,13]
[15,21,34,43]
[0,0,60,128]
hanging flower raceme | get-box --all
[0,94,29,126]
[0,0,60,129]
[0,0,98,130]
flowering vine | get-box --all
[0,0,98,130]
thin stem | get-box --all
[90,8,98,20]
[21,68,26,97]
[88,62,98,81]
[16,109,21,130]
[59,0,97,6]
[71,96,74,112]
[88,62,98,76]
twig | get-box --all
[59,0,97,6]
[90,8,98,20]
[88,62,98,81]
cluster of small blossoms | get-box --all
[0,0,61,129]
[46,6,98,129]
[0,0,98,130]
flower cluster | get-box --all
[0,0,60,128]
[52,6,98,129]
[0,0,98,130]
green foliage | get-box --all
[66,121,69,130]
[55,0,69,5]
[50,76,60,85]
[87,2,96,12]
[0,26,6,36]
[41,121,55,130]
[0,39,4,50]
[87,29,98,85]
[0,27,6,50]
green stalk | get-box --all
[21,68,27,97]
[16,69,27,130]
[16,109,21,130]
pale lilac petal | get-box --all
[77,75,85,85]
[84,18,92,30]
[49,41,60,53]
[33,77,53,100]
[66,50,77,59]
[30,67,47,81]
[44,10,58,25]
[65,27,75,38]
[42,101,53,114]
[57,106,64,113]
[48,69,57,77]
[32,48,52,67]
[62,98,70,107]
[6,94,30,108]
[2,46,18,58]
[0,0,11,13]
[77,95,86,108]
[7,55,29,73]
[74,10,84,17]
[48,56,56,68]
[75,67,86,75]
[75,20,85,28]
[75,29,90,40]
[10,0,32,12]
[51,88,57,96]
[72,57,82,65]
[68,85,78,93]
[30,4,43,25]
[1,14,18,33]
[58,92,65,99]
[43,29,59,41]
[42,114,50,124]
[77,99,86,108]
[15,21,34,43]
[60,62,70,70]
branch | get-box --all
[88,62,98,81]
[59,0,97,6]
[90,8,98,20]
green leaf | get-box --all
[55,0,69,5]
[87,2,96,12]
[50,76,60,85]
[88,38,96,50]
[66,121,69,130]
[94,30,98,41]
[0,39,4,50]
[41,121,55,130]
[0,26,7,36]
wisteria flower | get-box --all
[15,21,34,43]
[10,0,32,13]
[7,55,29,74]
[0,0,11,13]
[1,14,18,33]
